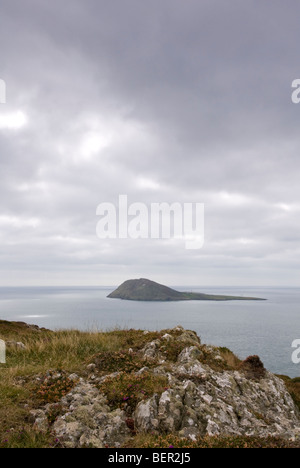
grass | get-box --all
[0,320,299,449]
[0,322,170,447]
[0,428,57,449]
[125,434,300,449]
[0,324,144,447]
[218,347,242,369]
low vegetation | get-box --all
[239,355,266,380]
[126,434,300,449]
[36,371,78,404]
[98,372,168,412]
[0,320,299,449]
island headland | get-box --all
[107,278,266,302]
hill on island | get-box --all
[107,278,265,302]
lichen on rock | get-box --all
[31,327,300,447]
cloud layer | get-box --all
[0,0,299,286]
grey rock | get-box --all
[134,395,159,433]
[177,330,201,346]
[133,337,300,441]
[162,334,173,342]
[177,346,204,364]
[52,381,131,448]
[142,340,162,360]
[33,327,300,446]
[30,409,49,433]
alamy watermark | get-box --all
[0,339,6,364]
[96,195,204,250]
[291,339,300,364]
[291,79,300,104]
[0,79,6,104]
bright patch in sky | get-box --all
[218,191,253,206]
[137,177,160,191]
[275,203,298,212]
[0,215,39,228]
[0,111,28,130]
[80,132,112,158]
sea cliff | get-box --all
[0,320,299,448]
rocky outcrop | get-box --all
[53,380,130,448]
[30,327,300,448]
[135,345,299,440]
[31,379,131,448]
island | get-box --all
[107,278,266,301]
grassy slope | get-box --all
[0,320,298,448]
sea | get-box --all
[0,285,299,378]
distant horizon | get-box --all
[1,282,299,289]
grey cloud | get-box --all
[0,0,299,285]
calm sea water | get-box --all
[0,286,299,378]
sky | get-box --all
[0,0,300,287]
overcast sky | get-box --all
[0,0,300,287]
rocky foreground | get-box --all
[29,327,300,448]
